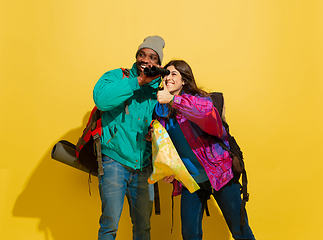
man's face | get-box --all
[136,48,159,75]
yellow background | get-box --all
[1,0,322,239]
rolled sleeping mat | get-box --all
[51,140,96,176]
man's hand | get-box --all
[138,72,159,86]
[157,81,174,104]
[138,64,161,86]
[145,128,153,141]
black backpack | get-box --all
[75,106,104,176]
[210,92,249,225]
[75,68,131,176]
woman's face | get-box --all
[164,65,185,95]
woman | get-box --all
[154,60,255,240]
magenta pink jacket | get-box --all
[155,93,233,193]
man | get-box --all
[93,35,165,240]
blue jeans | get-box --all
[181,178,255,240]
[98,156,154,240]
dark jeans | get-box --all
[181,178,255,240]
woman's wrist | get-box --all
[169,95,175,106]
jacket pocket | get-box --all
[106,124,118,145]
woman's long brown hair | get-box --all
[163,60,209,120]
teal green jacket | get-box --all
[93,63,160,170]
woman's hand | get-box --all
[163,175,175,183]
[157,81,174,104]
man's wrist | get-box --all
[137,76,145,86]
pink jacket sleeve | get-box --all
[172,94,223,138]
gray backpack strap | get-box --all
[93,133,104,176]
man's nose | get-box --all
[141,55,150,63]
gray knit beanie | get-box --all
[136,35,165,64]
